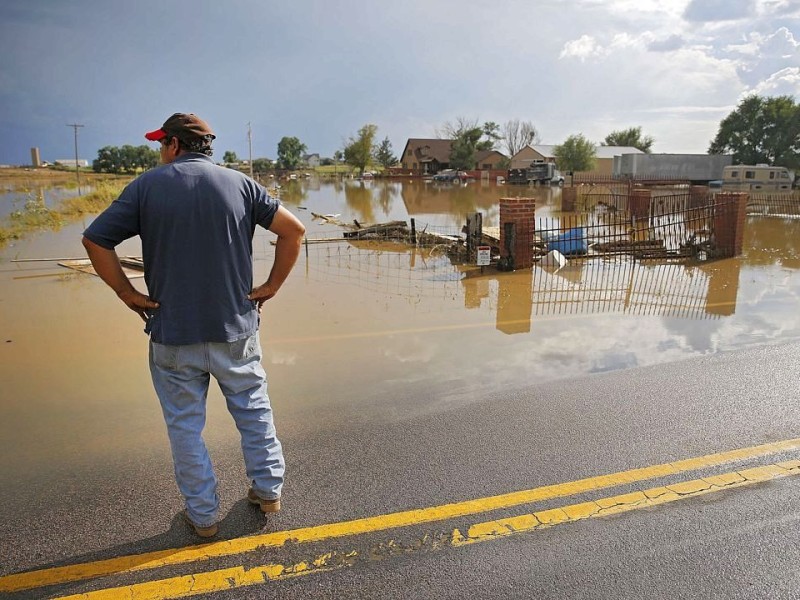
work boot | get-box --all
[182,510,218,538]
[247,488,281,513]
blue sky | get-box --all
[1,0,799,165]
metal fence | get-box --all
[533,192,715,261]
[741,192,800,217]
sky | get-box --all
[1,0,799,166]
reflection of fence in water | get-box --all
[303,239,723,320]
[303,240,468,306]
[530,261,719,320]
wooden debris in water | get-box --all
[58,258,145,279]
[342,221,408,239]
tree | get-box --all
[502,119,539,157]
[93,146,122,173]
[479,121,502,151]
[709,94,800,170]
[276,136,307,170]
[375,136,398,168]
[553,134,597,173]
[343,124,378,175]
[223,151,238,164]
[439,117,503,169]
[92,145,158,174]
[603,126,654,153]
[449,126,484,170]
[252,158,273,173]
[134,145,159,171]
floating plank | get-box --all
[58,259,145,279]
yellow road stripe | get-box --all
[3,437,800,593]
[54,460,800,600]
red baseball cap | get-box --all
[145,113,215,141]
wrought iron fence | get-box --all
[741,192,800,217]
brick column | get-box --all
[499,197,536,270]
[713,192,748,258]
[629,188,651,220]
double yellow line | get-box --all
[4,437,800,599]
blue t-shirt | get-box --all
[84,153,280,345]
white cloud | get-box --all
[750,66,800,94]
[731,27,800,87]
[559,35,607,62]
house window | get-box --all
[730,170,738,178]
[745,171,755,179]
[769,171,775,179]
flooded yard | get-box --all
[1,177,800,484]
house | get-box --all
[509,145,558,169]
[400,138,453,175]
[510,144,644,176]
[400,139,508,175]
[303,153,320,168]
[474,149,508,170]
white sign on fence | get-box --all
[477,245,491,266]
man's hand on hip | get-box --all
[248,283,277,313]
[118,289,160,322]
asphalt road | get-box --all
[3,339,800,599]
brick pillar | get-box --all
[714,192,748,258]
[561,187,577,212]
[629,188,651,220]
[499,197,536,270]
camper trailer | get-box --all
[722,164,794,192]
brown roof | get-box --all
[402,138,453,164]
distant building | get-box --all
[303,153,320,168]
[473,149,508,170]
[400,138,453,175]
[510,144,644,176]
[399,139,507,174]
[30,147,41,167]
[54,159,89,168]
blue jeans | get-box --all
[149,332,284,527]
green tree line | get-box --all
[93,145,159,174]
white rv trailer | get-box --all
[722,164,794,192]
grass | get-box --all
[0,180,128,248]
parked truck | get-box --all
[507,162,564,185]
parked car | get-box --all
[432,169,469,182]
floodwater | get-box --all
[1,178,799,481]
[0,180,87,220]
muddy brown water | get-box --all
[1,178,799,483]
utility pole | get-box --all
[247,122,253,179]
[67,123,84,194]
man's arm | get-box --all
[81,236,159,322]
[248,205,305,310]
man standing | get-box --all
[82,113,305,538]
